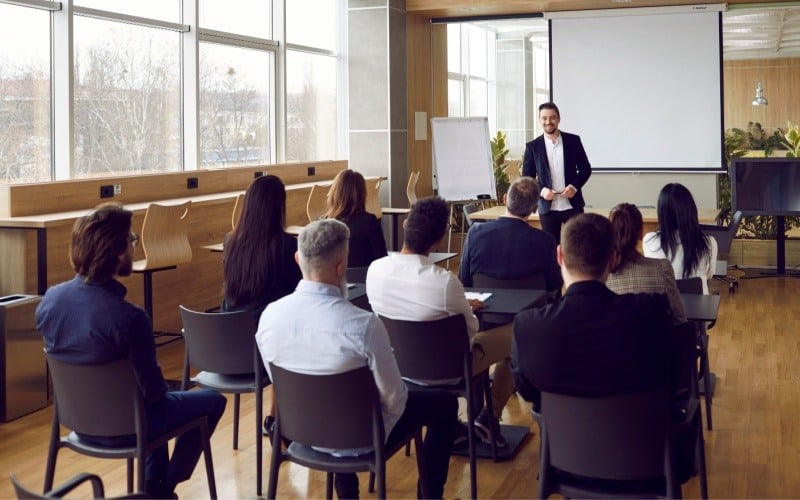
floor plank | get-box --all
[1,275,798,498]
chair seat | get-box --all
[192,372,265,393]
[553,470,667,499]
[63,432,138,460]
[287,443,378,473]
[132,260,177,273]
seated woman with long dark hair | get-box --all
[222,175,301,317]
[643,183,718,294]
[607,203,686,324]
[323,169,387,268]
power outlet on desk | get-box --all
[307,166,315,176]
[100,185,114,198]
[254,171,264,178]
[187,177,199,189]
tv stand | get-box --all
[741,216,800,278]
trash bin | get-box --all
[0,294,48,422]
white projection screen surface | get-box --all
[549,8,723,171]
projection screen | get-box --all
[548,5,724,172]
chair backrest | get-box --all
[676,276,704,294]
[541,389,671,481]
[462,203,483,228]
[378,315,469,381]
[700,210,742,255]
[10,473,106,499]
[45,354,142,437]
[670,321,700,399]
[472,272,546,290]
[346,267,369,284]
[306,184,329,222]
[505,160,521,183]
[365,177,383,218]
[179,306,259,376]
[231,193,245,230]
[269,364,381,450]
[138,201,193,270]
[406,171,420,206]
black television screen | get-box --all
[731,158,800,216]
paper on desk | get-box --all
[465,291,492,302]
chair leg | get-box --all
[467,389,478,499]
[405,440,411,456]
[414,432,429,499]
[325,472,334,500]
[200,420,217,499]
[368,470,376,493]
[129,457,137,494]
[43,413,60,493]
[256,386,263,496]
[482,373,499,461]
[142,271,153,323]
[700,334,713,430]
[267,424,282,499]
[233,393,240,450]
[696,413,709,499]
[376,463,386,500]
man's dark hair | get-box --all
[506,176,540,217]
[560,213,616,279]
[404,196,449,254]
[71,202,132,283]
[538,102,560,118]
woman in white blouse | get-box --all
[643,183,718,294]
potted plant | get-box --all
[490,130,510,201]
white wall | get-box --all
[583,172,718,210]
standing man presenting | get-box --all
[523,102,592,244]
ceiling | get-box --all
[425,2,800,60]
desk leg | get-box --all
[37,228,47,295]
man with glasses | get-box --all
[36,202,226,499]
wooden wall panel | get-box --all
[724,58,800,134]
[0,160,346,217]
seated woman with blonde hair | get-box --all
[607,203,686,324]
[324,169,387,268]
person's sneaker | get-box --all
[452,420,470,448]
[262,415,275,437]
[473,410,508,448]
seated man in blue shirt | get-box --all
[257,219,457,499]
[459,176,562,293]
[36,203,227,499]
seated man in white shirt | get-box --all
[366,196,514,448]
[256,218,457,499]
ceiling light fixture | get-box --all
[752,82,768,106]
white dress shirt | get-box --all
[256,279,407,454]
[544,133,572,211]
[642,232,718,294]
[366,252,480,385]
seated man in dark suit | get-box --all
[459,176,562,293]
[511,212,672,410]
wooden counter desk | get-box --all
[469,205,719,234]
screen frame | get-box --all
[731,157,800,217]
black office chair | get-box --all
[700,210,743,293]
[266,364,426,500]
[676,277,714,431]
[43,354,216,498]
[179,306,269,496]
[10,473,149,499]
[538,389,681,499]
[377,314,495,499]
[462,203,484,229]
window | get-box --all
[285,0,342,162]
[448,80,464,117]
[200,0,270,39]
[74,0,180,23]
[286,51,337,162]
[73,16,182,177]
[200,43,272,167]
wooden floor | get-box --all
[1,275,799,498]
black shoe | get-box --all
[452,420,470,448]
[474,410,508,448]
[262,415,275,437]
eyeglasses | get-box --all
[129,232,140,247]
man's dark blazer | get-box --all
[511,280,671,406]
[522,131,592,215]
[458,216,562,292]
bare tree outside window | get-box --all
[73,17,181,178]
[0,4,51,184]
[199,43,271,167]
